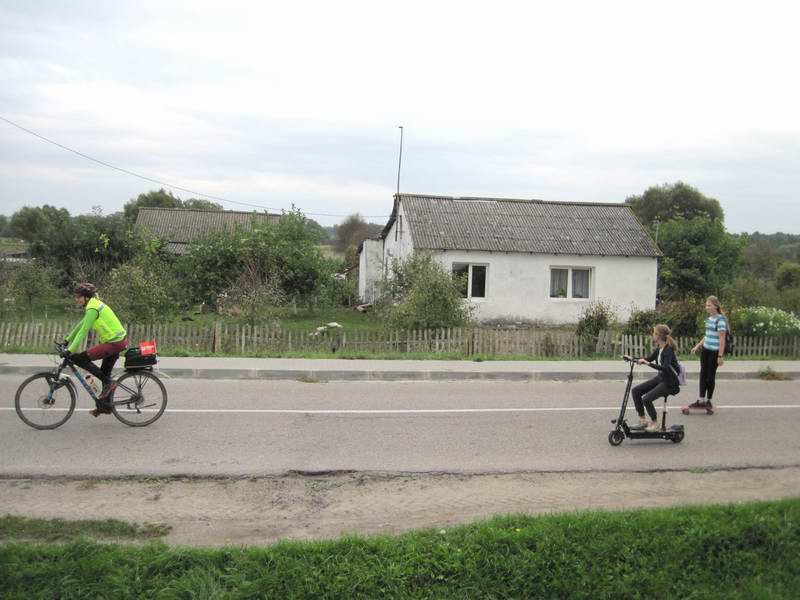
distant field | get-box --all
[0,238,27,255]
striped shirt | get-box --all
[703,315,727,351]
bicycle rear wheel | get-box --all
[15,373,76,430]
[109,370,167,427]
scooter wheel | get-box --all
[608,430,625,446]
[671,431,685,444]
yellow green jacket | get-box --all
[66,297,126,353]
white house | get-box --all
[358,194,661,323]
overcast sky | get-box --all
[1,0,798,231]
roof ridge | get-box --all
[138,206,279,216]
[397,193,628,208]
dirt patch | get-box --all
[1,467,799,547]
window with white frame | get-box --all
[452,263,487,299]
[549,267,592,299]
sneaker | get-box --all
[645,422,660,432]
[686,400,707,410]
[97,382,117,402]
[89,402,112,417]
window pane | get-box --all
[452,263,469,298]
[550,269,568,297]
[572,269,590,298]
[471,265,486,298]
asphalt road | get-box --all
[1,376,798,477]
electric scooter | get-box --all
[608,355,685,446]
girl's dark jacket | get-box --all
[646,345,681,395]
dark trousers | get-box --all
[699,347,719,400]
[632,376,669,421]
[71,339,129,385]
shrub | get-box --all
[776,262,800,291]
[217,260,287,326]
[659,300,704,337]
[730,306,800,337]
[623,308,660,335]
[104,262,175,323]
[575,300,617,339]
[377,253,473,330]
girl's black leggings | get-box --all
[699,347,719,400]
[631,376,669,421]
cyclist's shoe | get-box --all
[97,383,117,402]
[89,402,113,417]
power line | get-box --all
[0,115,391,219]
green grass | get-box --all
[1,499,798,599]
[0,237,27,254]
[0,515,171,543]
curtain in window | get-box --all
[550,269,568,297]
[572,269,590,298]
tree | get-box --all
[304,218,329,244]
[123,189,183,222]
[739,236,782,283]
[217,258,287,325]
[0,215,10,237]
[332,214,383,255]
[182,198,223,211]
[625,182,724,227]
[657,217,743,298]
[377,253,473,329]
[776,262,800,291]
[9,205,70,242]
[7,260,62,319]
[179,209,327,309]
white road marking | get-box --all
[2,405,800,415]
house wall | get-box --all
[358,238,384,303]
[434,250,657,323]
[381,202,415,266]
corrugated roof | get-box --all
[135,207,281,253]
[394,194,660,257]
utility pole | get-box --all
[396,126,403,196]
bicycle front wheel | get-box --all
[109,370,168,427]
[15,373,76,430]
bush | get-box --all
[660,300,704,337]
[217,260,287,326]
[179,209,326,309]
[623,308,660,335]
[377,253,473,330]
[103,263,175,323]
[575,301,617,339]
[730,306,800,337]
[776,262,800,291]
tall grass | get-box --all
[2,499,799,599]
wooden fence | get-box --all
[1,320,799,358]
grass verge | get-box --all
[0,515,171,543]
[1,499,799,599]
[758,366,792,381]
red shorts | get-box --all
[86,338,129,361]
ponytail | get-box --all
[654,324,676,349]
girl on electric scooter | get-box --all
[632,324,681,432]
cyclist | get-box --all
[63,283,129,417]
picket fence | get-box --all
[1,320,799,358]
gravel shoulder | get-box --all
[2,466,799,547]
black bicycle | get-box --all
[14,342,168,429]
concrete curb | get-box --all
[0,365,790,382]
